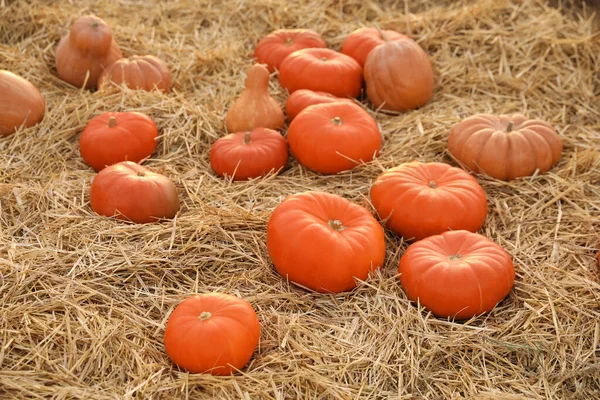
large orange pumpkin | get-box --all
[287,102,381,174]
[0,70,45,137]
[285,89,354,121]
[79,112,158,171]
[399,230,515,320]
[364,38,434,111]
[210,128,289,180]
[370,162,488,241]
[164,293,260,375]
[90,161,179,223]
[254,29,327,71]
[279,48,363,98]
[341,27,408,67]
[448,113,563,180]
[55,15,123,89]
[98,55,172,93]
[267,191,386,293]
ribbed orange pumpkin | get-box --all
[55,15,123,89]
[364,38,434,111]
[254,29,327,71]
[279,48,363,98]
[285,89,354,121]
[0,70,45,137]
[341,27,408,67]
[98,55,172,92]
[448,113,563,180]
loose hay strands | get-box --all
[1,0,600,398]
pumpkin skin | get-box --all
[287,102,381,174]
[399,230,515,320]
[370,162,488,241]
[267,191,386,293]
[55,15,123,90]
[90,161,179,223]
[285,89,354,121]
[98,55,172,93]
[254,29,327,71]
[210,128,288,180]
[279,48,363,98]
[341,27,408,67]
[80,112,158,172]
[225,64,285,133]
[0,70,45,137]
[448,113,563,181]
[364,38,434,111]
[164,293,260,375]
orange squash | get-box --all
[341,27,408,67]
[285,89,354,121]
[254,29,327,71]
[0,70,45,137]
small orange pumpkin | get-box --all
[210,128,289,180]
[55,15,123,89]
[79,112,158,171]
[0,70,45,137]
[279,48,363,98]
[98,55,172,93]
[90,161,179,223]
[364,38,434,111]
[164,293,260,375]
[287,102,381,174]
[254,29,327,71]
[448,113,563,180]
[285,89,355,121]
[341,27,408,67]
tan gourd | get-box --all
[225,64,285,133]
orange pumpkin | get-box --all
[285,89,355,121]
[341,27,408,67]
[279,48,363,98]
[210,128,288,180]
[0,70,45,137]
[370,162,488,241]
[267,191,386,293]
[254,29,327,71]
[287,102,381,174]
[90,161,179,223]
[79,112,158,171]
[399,230,515,320]
[364,38,434,111]
[55,15,123,89]
[98,55,172,93]
[164,293,260,375]
[448,113,563,180]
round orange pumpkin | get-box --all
[164,293,260,375]
[341,27,408,67]
[0,70,45,137]
[448,113,563,180]
[364,38,434,111]
[399,230,515,320]
[267,191,386,293]
[287,102,381,174]
[90,161,179,223]
[370,162,488,241]
[254,29,327,71]
[210,128,289,180]
[79,112,158,171]
[279,48,363,98]
[285,89,355,121]
[98,55,172,93]
[55,15,123,89]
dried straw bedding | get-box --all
[1,0,599,398]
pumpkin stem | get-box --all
[328,219,346,232]
[332,116,343,126]
[285,37,293,46]
[244,131,251,145]
[429,180,437,189]
[321,57,328,61]
[374,24,390,42]
[198,311,212,321]
[91,22,99,28]
[108,116,117,127]
[137,171,145,177]
[449,254,462,260]
[506,121,514,133]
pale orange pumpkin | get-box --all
[0,70,45,137]
[98,55,172,93]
